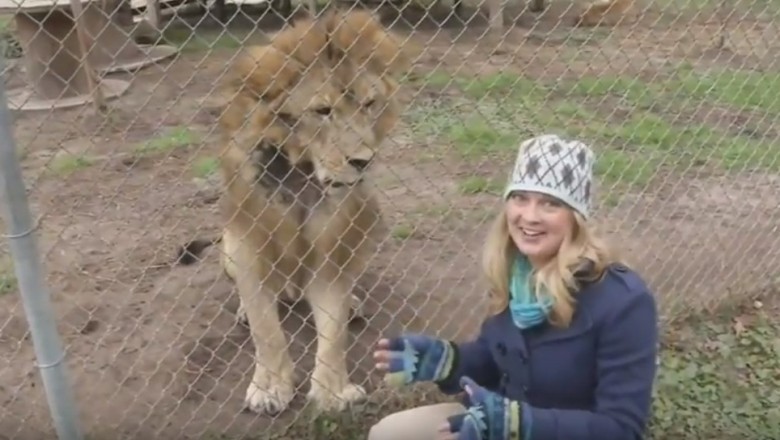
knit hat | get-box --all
[503,134,595,218]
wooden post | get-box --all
[68,0,107,113]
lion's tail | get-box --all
[174,236,223,266]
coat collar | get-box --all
[491,261,600,358]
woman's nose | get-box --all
[518,203,541,222]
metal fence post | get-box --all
[0,55,85,440]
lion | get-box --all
[184,9,410,416]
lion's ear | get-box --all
[230,45,302,101]
[270,16,329,68]
[324,9,414,76]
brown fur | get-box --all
[574,0,633,27]
[213,9,410,415]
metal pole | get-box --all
[0,55,84,440]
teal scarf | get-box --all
[509,255,555,329]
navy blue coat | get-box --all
[437,263,659,440]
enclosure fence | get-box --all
[0,0,778,438]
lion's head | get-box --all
[219,9,411,191]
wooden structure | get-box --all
[82,0,177,74]
[0,0,130,111]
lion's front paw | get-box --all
[244,379,295,415]
[307,381,367,412]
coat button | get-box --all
[496,343,507,356]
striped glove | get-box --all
[381,333,458,387]
[448,376,524,440]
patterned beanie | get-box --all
[503,134,596,218]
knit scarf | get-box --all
[509,255,555,329]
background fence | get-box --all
[0,0,779,438]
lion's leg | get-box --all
[235,284,299,325]
[225,229,300,325]
[220,227,238,281]
[221,228,249,323]
[304,272,366,411]
[230,236,296,415]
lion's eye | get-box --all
[313,106,332,116]
[363,99,376,108]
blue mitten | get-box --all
[381,333,458,387]
[452,376,524,440]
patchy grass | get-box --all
[0,255,16,295]
[668,67,780,114]
[192,156,220,178]
[133,126,199,156]
[48,154,96,176]
[390,223,414,240]
[648,300,780,438]
[457,176,503,195]
[407,65,779,196]
[558,64,780,116]
[557,65,780,164]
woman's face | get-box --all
[505,190,575,267]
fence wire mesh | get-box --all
[0,0,778,438]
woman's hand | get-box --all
[372,333,458,387]
[457,376,523,440]
[372,337,392,372]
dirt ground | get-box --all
[0,2,778,439]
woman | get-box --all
[369,134,659,440]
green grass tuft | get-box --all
[458,176,503,195]
[134,126,199,156]
[192,156,220,178]
[391,224,414,240]
[49,154,96,176]
[0,255,16,296]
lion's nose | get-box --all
[348,158,371,171]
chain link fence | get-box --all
[0,0,778,438]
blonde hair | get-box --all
[481,206,622,328]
